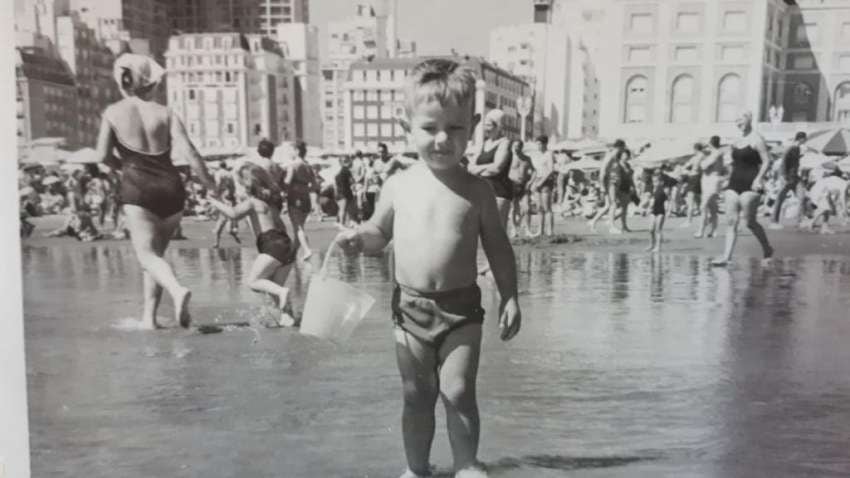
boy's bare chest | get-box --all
[395,191,478,231]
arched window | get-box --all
[669,74,695,123]
[716,73,741,122]
[833,82,850,123]
[625,75,649,123]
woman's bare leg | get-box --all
[741,192,774,259]
[124,205,190,328]
[713,191,742,266]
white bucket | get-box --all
[299,242,375,342]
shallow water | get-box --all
[22,244,850,477]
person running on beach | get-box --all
[807,164,848,234]
[770,131,808,229]
[695,136,724,238]
[589,139,632,233]
[681,143,704,229]
[646,171,669,253]
[284,141,319,261]
[507,139,533,238]
[336,58,521,478]
[95,53,217,329]
[712,111,774,267]
[212,161,241,248]
[208,163,297,326]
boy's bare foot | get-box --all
[174,288,192,328]
[278,312,296,327]
[707,230,717,238]
[455,463,489,477]
[399,467,432,478]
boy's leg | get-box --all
[655,215,665,252]
[646,216,657,251]
[437,324,484,473]
[395,327,440,477]
[247,254,290,311]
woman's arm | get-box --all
[170,111,217,195]
[474,138,511,177]
[752,134,772,188]
[208,197,253,220]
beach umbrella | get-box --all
[632,139,696,168]
[804,127,850,156]
[552,137,607,152]
[800,152,831,170]
[563,157,602,171]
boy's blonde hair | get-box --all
[404,59,477,115]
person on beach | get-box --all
[361,153,382,220]
[376,142,407,185]
[507,139,533,238]
[528,135,556,237]
[806,164,848,234]
[212,161,241,248]
[769,131,808,229]
[589,139,632,233]
[336,58,521,478]
[469,109,513,230]
[335,155,359,227]
[84,163,111,227]
[284,140,319,261]
[95,53,217,329]
[646,171,669,253]
[681,143,704,229]
[208,163,297,326]
[695,136,724,238]
[712,111,774,267]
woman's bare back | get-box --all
[106,98,171,154]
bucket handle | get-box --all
[320,239,339,278]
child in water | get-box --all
[336,59,521,478]
[646,171,668,253]
[208,163,298,326]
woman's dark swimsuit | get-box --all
[287,165,313,214]
[256,228,296,266]
[113,130,186,219]
[476,144,513,200]
[728,144,762,194]
[652,187,667,216]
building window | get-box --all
[624,75,649,123]
[381,104,393,118]
[792,53,815,70]
[354,106,365,119]
[366,105,378,118]
[353,123,365,137]
[669,74,695,123]
[367,123,378,137]
[381,123,393,138]
[723,11,746,32]
[676,12,699,33]
[353,91,364,101]
[325,100,333,108]
[367,90,378,101]
[628,46,651,63]
[834,82,850,122]
[674,46,698,63]
[629,13,653,34]
[795,22,818,44]
[716,73,742,122]
[189,89,196,100]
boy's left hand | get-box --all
[499,297,521,341]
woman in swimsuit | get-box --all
[469,108,513,230]
[208,163,298,326]
[95,54,216,329]
[507,139,533,237]
[712,111,774,267]
[695,136,724,238]
[529,135,556,237]
[284,141,319,261]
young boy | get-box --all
[336,59,522,478]
[646,171,669,253]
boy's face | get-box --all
[405,98,476,171]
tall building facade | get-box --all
[165,33,297,156]
[70,0,169,60]
[321,1,416,150]
[343,56,530,152]
[167,0,309,36]
[15,46,77,148]
[276,23,322,146]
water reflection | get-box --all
[20,244,850,477]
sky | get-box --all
[310,0,531,58]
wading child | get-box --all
[646,171,668,253]
[336,59,521,478]
[208,163,298,326]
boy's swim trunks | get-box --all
[391,283,485,349]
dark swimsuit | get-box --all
[476,144,513,200]
[391,283,485,350]
[254,190,297,265]
[287,163,313,214]
[113,130,186,219]
[728,144,762,194]
[652,186,667,216]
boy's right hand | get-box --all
[335,225,363,255]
